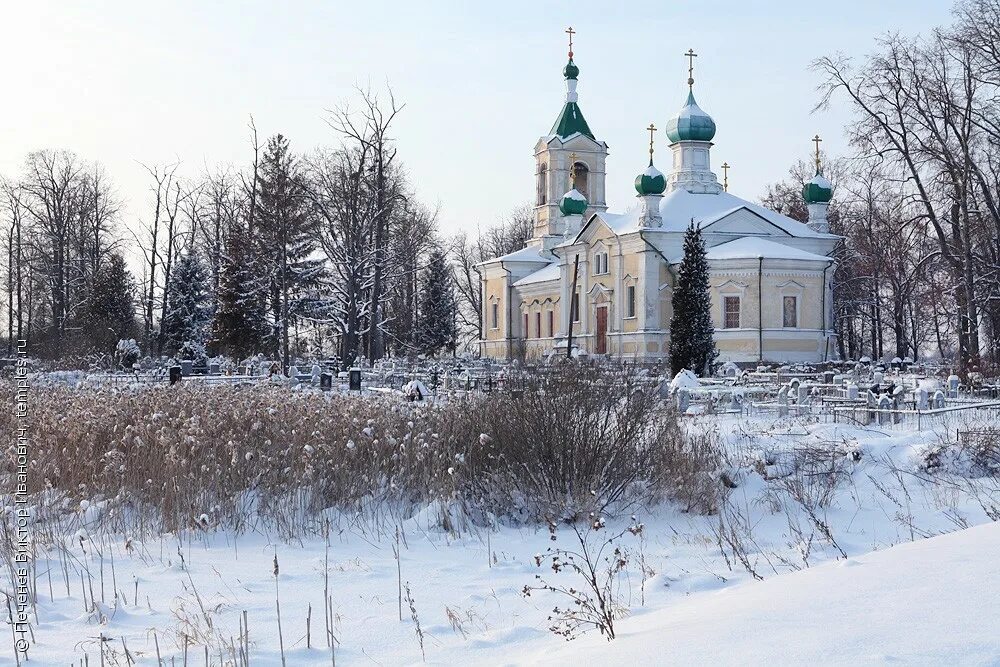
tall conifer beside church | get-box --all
[478,30,840,364]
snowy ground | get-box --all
[15,413,1000,665]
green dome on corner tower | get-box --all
[559,188,588,216]
[635,164,666,195]
[665,91,717,143]
[803,172,833,204]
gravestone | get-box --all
[320,372,333,391]
[823,371,835,385]
[311,364,322,384]
[777,386,789,417]
[729,393,743,413]
[209,362,221,376]
[878,396,892,425]
[873,371,884,386]
[349,368,362,392]
[948,375,960,398]
[846,383,859,401]
[915,387,929,410]
[933,390,946,409]
[676,388,690,413]
[169,365,182,385]
[180,359,193,376]
[796,383,809,405]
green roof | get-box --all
[550,102,595,140]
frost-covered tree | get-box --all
[669,223,717,376]
[161,251,212,356]
[81,253,137,354]
[416,248,457,356]
[256,134,323,371]
[212,225,267,359]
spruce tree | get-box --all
[669,223,717,376]
[162,251,212,356]
[213,225,268,360]
[416,249,457,356]
[255,134,323,370]
[81,253,137,353]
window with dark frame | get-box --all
[490,302,498,329]
[535,312,541,338]
[626,285,637,318]
[548,310,554,337]
[572,293,580,322]
[723,296,741,329]
[523,313,529,339]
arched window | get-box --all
[572,161,589,199]
[536,163,548,205]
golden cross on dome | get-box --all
[647,123,657,164]
[566,26,576,58]
[812,134,823,171]
[685,48,698,89]
[721,162,730,191]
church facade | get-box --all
[478,37,840,365]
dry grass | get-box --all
[1,365,723,538]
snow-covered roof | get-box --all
[582,188,834,240]
[670,237,832,264]
[480,246,551,266]
[513,262,560,286]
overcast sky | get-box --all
[0,1,955,238]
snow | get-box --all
[642,164,664,178]
[694,237,832,263]
[480,247,551,265]
[543,522,1000,665]
[513,262,560,286]
[669,368,702,391]
[809,172,833,190]
[589,187,835,240]
[563,188,586,201]
[17,390,1000,665]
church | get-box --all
[478,31,840,364]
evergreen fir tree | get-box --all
[81,253,137,353]
[669,223,717,376]
[212,225,267,359]
[255,133,324,370]
[162,251,212,356]
[416,249,457,356]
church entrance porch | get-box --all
[595,306,608,355]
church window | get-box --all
[523,313,529,338]
[572,161,589,199]
[536,163,548,205]
[572,293,580,322]
[723,296,741,329]
[625,285,637,319]
[535,312,542,338]
[490,303,499,329]
[548,310,554,337]
[783,296,798,328]
[593,251,609,275]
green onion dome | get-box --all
[635,164,666,195]
[559,188,588,215]
[563,58,579,80]
[802,172,833,204]
[665,90,717,143]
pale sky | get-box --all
[1,1,954,238]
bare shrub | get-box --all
[460,364,723,520]
[522,514,643,641]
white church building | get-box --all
[478,34,840,364]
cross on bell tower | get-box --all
[812,134,823,173]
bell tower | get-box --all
[530,27,608,247]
